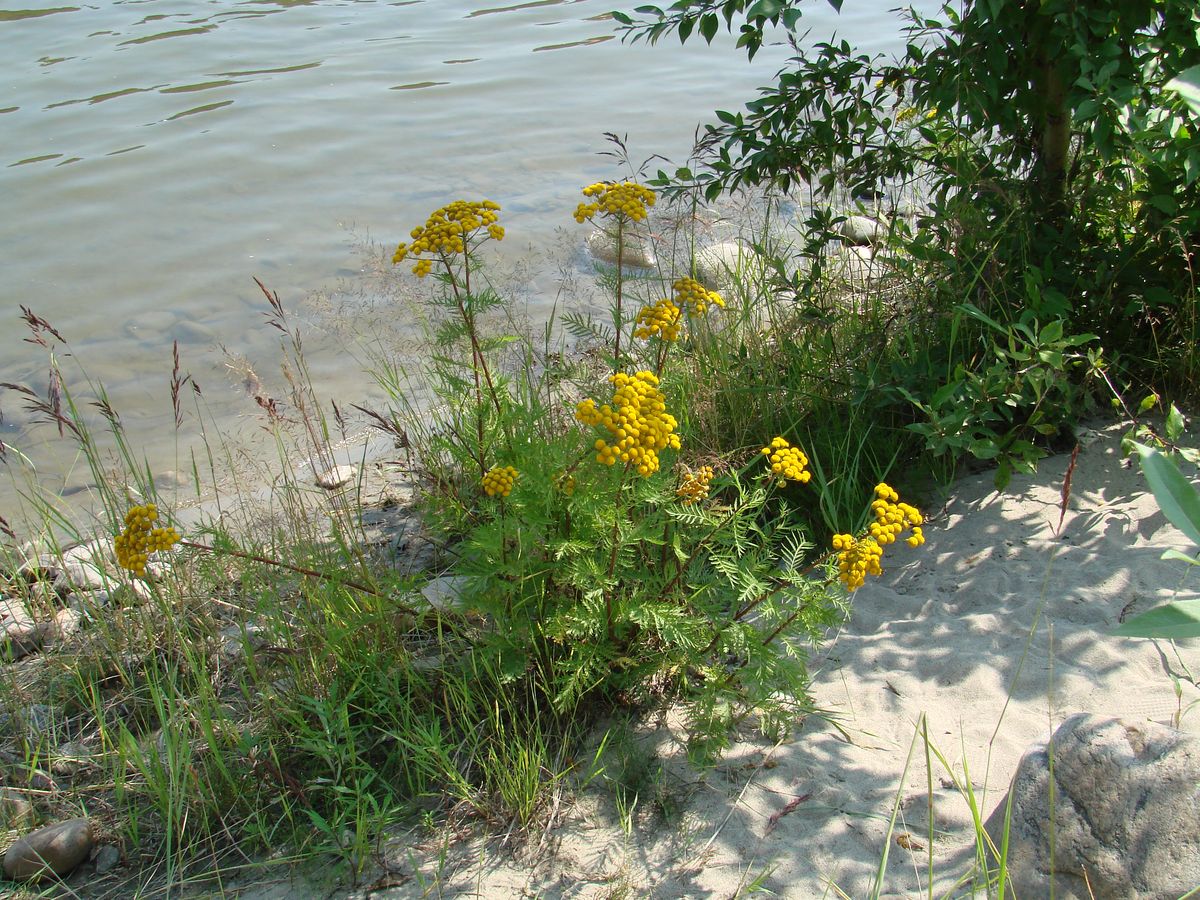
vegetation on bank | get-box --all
[0,0,1197,896]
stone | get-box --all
[987,713,1200,900]
[1,597,48,661]
[0,787,35,829]
[92,843,120,875]
[585,227,657,269]
[316,464,358,490]
[838,214,890,245]
[218,622,269,661]
[3,817,94,883]
[50,741,91,776]
[693,240,764,291]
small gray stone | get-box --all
[0,787,34,829]
[316,464,358,490]
[838,214,890,245]
[988,713,1200,900]
[585,228,657,269]
[92,843,120,874]
[50,741,90,776]
[3,817,94,882]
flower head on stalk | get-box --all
[673,277,725,315]
[832,483,924,591]
[115,503,180,577]
[573,181,656,224]
[393,200,503,278]
[575,370,680,477]
[761,437,811,486]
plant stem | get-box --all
[177,539,415,611]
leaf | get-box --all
[1166,65,1200,117]
[1161,549,1200,566]
[699,12,719,43]
[1135,443,1200,547]
[1112,600,1200,639]
[1138,393,1159,414]
[1166,403,1186,443]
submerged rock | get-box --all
[988,713,1200,900]
[585,228,657,269]
[3,817,94,883]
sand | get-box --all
[236,421,1200,898]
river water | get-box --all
[0,0,913,524]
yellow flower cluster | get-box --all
[868,483,925,548]
[481,465,518,498]
[673,277,725,315]
[761,436,811,486]
[115,503,180,576]
[633,298,682,341]
[573,181,656,223]
[831,533,884,592]
[831,484,924,591]
[392,199,503,277]
[676,465,714,505]
[575,370,681,476]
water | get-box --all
[0,0,913,520]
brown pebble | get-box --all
[3,817,93,883]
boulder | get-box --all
[693,240,764,292]
[838,214,890,246]
[3,817,94,882]
[585,228,656,269]
[987,713,1200,900]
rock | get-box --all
[316,464,358,490]
[988,713,1200,900]
[50,741,90,776]
[49,608,82,640]
[1,597,48,661]
[218,622,268,661]
[58,541,110,591]
[0,787,35,829]
[3,817,94,883]
[838,214,890,246]
[585,228,657,269]
[92,843,120,874]
[693,240,765,291]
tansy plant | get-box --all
[377,184,925,762]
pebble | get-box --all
[0,787,35,829]
[2,817,94,883]
[92,843,120,875]
[585,227,657,269]
[316,464,358,490]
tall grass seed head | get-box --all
[393,199,503,276]
[673,276,725,315]
[573,181,656,223]
[761,436,811,486]
[115,502,181,576]
[482,465,518,498]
